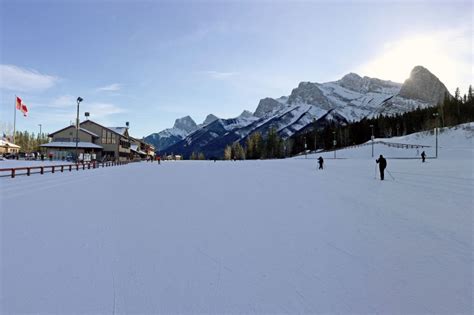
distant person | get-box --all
[376,154,387,180]
[318,156,324,170]
[421,151,426,163]
[157,156,161,164]
[41,153,44,161]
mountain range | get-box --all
[144,66,450,158]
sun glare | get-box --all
[357,29,471,93]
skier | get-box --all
[317,156,324,170]
[421,151,426,163]
[376,154,387,180]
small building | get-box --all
[41,125,103,160]
[130,137,155,160]
[42,120,132,161]
[0,139,20,154]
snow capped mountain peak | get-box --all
[287,81,332,109]
[399,65,450,105]
[254,97,285,118]
[203,114,219,125]
[238,110,254,119]
[173,116,197,133]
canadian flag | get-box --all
[16,96,28,117]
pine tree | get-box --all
[224,145,232,160]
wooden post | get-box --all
[69,165,72,172]
[12,169,15,178]
[40,167,44,175]
[61,165,64,172]
[83,163,85,170]
[76,164,79,171]
[27,168,30,176]
[52,166,55,173]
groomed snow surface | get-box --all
[1,126,473,314]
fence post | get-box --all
[27,168,30,176]
[76,164,79,171]
[40,167,44,175]
[69,165,72,172]
[52,166,55,173]
[83,164,85,170]
[11,169,15,178]
[61,165,64,172]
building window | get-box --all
[101,129,106,143]
[107,131,112,144]
[111,134,116,144]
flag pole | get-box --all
[13,95,16,144]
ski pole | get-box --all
[387,170,395,180]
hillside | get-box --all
[306,122,474,160]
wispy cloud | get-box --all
[50,95,76,108]
[32,96,126,123]
[0,64,59,92]
[201,70,239,80]
[82,102,125,118]
[96,83,122,92]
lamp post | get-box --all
[313,117,317,153]
[433,113,439,158]
[370,124,374,158]
[75,97,83,162]
[333,131,336,159]
[304,137,307,159]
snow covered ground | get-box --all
[1,153,472,314]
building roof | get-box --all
[0,139,20,148]
[108,127,128,136]
[40,142,103,149]
[48,125,99,138]
[130,144,147,155]
[80,120,129,138]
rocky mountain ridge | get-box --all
[147,66,451,157]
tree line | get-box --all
[5,131,49,153]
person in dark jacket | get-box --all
[317,156,324,170]
[376,154,387,180]
[421,151,426,163]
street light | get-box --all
[370,124,374,158]
[304,137,307,159]
[313,117,317,153]
[433,113,439,158]
[75,97,83,163]
[333,131,336,159]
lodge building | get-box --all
[41,119,154,161]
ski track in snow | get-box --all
[0,157,472,314]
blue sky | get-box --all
[0,0,472,138]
